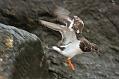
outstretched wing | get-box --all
[40,20,64,31]
[51,6,85,35]
[45,0,70,20]
[53,6,71,20]
[40,20,78,46]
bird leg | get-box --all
[66,57,75,70]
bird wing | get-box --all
[53,6,71,20]
[40,20,78,46]
[40,20,65,31]
[45,0,70,19]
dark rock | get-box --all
[0,23,49,79]
[0,0,64,30]
[0,0,119,79]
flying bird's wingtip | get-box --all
[39,20,51,26]
[39,20,45,24]
[39,20,64,31]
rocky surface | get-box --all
[0,23,49,79]
[33,0,119,79]
[0,0,63,30]
[0,0,119,79]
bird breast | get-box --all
[61,40,83,58]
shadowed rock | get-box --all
[0,23,49,79]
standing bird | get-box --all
[40,20,98,70]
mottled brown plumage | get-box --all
[73,16,84,34]
[80,37,98,52]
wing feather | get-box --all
[40,20,64,31]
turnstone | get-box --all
[40,20,98,70]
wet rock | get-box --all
[0,23,49,79]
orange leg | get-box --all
[66,57,75,70]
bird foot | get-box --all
[66,58,75,70]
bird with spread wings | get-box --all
[40,2,97,70]
[40,19,98,70]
